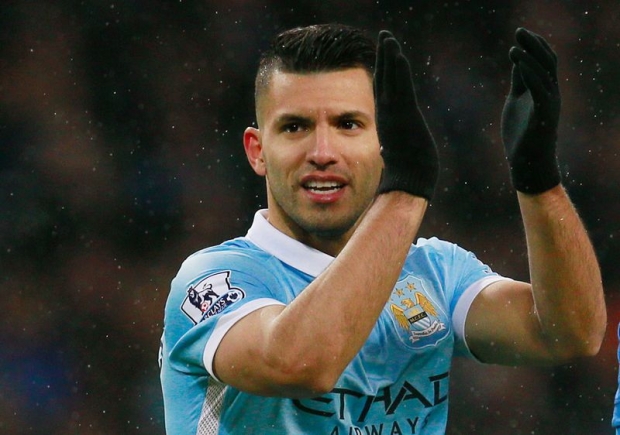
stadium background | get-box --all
[1,1,619,433]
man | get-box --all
[160,24,606,434]
[614,323,620,434]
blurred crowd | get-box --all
[1,1,618,434]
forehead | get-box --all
[258,68,375,123]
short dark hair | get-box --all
[254,23,376,121]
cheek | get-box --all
[356,145,383,176]
[263,141,308,172]
[370,160,384,185]
[351,156,383,193]
[262,152,296,187]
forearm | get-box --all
[264,192,427,394]
[518,185,606,358]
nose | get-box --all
[308,125,338,168]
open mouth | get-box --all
[304,180,344,194]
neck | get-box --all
[265,209,367,258]
[294,229,352,258]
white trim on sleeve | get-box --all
[203,298,286,381]
[452,275,513,360]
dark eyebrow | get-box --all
[333,110,368,119]
[274,110,371,127]
[330,110,372,123]
[274,114,313,126]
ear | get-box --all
[243,127,266,176]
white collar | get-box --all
[245,210,334,277]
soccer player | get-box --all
[159,24,606,434]
[614,323,620,435]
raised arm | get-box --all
[465,28,606,365]
[214,32,439,397]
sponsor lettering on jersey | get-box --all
[180,271,245,324]
[293,373,448,434]
[328,418,419,435]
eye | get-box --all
[339,119,362,130]
[282,122,308,133]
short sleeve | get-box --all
[162,249,285,380]
[415,238,512,359]
[449,244,512,359]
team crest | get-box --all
[389,275,447,347]
[181,271,245,324]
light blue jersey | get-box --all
[160,210,509,435]
[613,323,620,435]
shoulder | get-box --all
[408,236,498,287]
[177,237,272,279]
[415,236,480,252]
[169,237,282,303]
[410,236,470,261]
[165,237,285,323]
[413,236,489,261]
[414,236,455,250]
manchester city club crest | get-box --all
[389,274,448,348]
[181,271,245,324]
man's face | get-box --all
[246,67,382,245]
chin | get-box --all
[301,215,358,240]
[309,226,349,240]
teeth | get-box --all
[307,180,340,188]
[305,180,342,192]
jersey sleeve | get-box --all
[419,237,512,359]
[162,248,285,380]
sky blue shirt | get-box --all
[160,210,509,435]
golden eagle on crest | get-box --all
[390,292,437,330]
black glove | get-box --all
[501,27,562,194]
[374,30,439,200]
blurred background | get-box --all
[1,0,618,434]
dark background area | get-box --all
[1,1,618,434]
